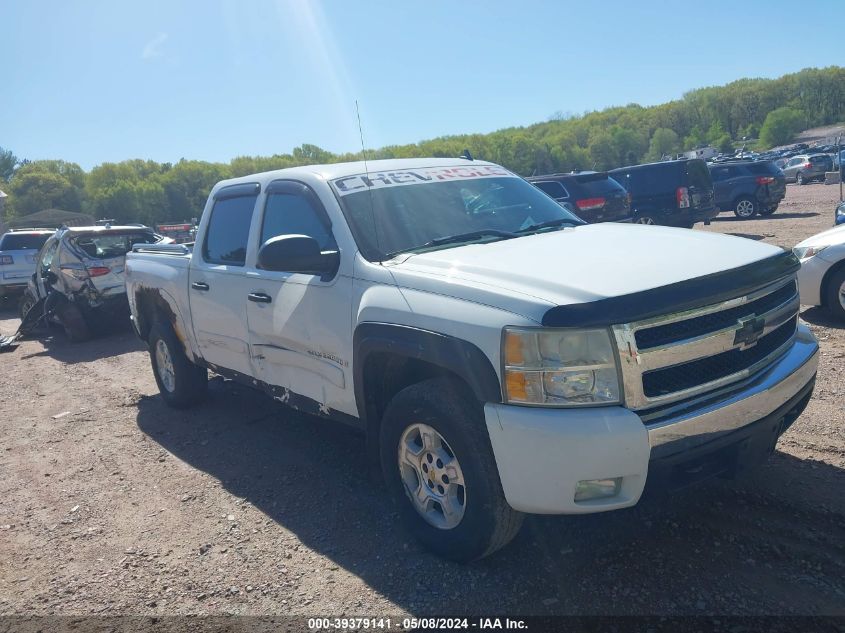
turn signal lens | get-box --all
[505,372,528,401]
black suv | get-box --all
[709,160,787,218]
[608,159,717,227]
[526,171,631,223]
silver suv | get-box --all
[0,229,54,298]
[22,225,164,340]
[781,154,833,185]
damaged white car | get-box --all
[21,225,166,341]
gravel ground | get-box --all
[0,182,843,618]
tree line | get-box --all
[2,66,843,226]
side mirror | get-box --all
[43,271,58,286]
[257,235,339,277]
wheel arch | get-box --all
[133,286,197,361]
[353,323,502,460]
[819,258,845,308]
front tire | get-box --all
[148,321,208,408]
[379,377,523,562]
[824,267,845,322]
[733,196,758,218]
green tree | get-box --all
[759,107,805,148]
[162,160,230,221]
[6,171,82,216]
[646,128,680,161]
[716,134,734,154]
[0,146,18,182]
[85,160,170,224]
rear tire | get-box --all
[18,292,36,321]
[148,321,208,408]
[379,376,524,562]
[824,267,845,323]
[733,196,758,219]
[58,302,92,342]
[796,172,805,185]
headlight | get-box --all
[792,244,828,260]
[502,327,621,406]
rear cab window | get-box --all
[809,155,832,166]
[571,174,627,198]
[0,233,51,251]
[685,159,713,189]
[613,163,683,194]
[71,232,157,259]
[532,181,568,199]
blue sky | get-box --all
[2,0,842,170]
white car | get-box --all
[795,224,845,321]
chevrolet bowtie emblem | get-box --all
[734,315,766,348]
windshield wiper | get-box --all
[385,229,517,259]
[516,218,582,234]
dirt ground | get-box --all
[1,183,843,618]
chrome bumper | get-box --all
[646,323,818,459]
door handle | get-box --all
[191,281,209,291]
[248,292,272,304]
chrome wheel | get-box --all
[398,423,466,529]
[635,216,656,225]
[735,199,756,217]
[155,338,176,393]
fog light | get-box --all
[574,478,622,502]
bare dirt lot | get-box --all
[1,184,843,618]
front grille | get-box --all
[642,317,796,398]
[636,280,796,349]
[612,275,800,410]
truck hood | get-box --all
[386,224,784,319]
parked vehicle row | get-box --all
[122,157,819,561]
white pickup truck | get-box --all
[125,158,819,561]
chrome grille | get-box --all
[612,276,800,410]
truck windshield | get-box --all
[332,167,582,261]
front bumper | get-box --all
[484,324,819,514]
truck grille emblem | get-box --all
[734,315,766,348]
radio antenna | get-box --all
[355,100,382,255]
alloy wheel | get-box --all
[155,338,176,393]
[735,199,756,218]
[397,423,466,529]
